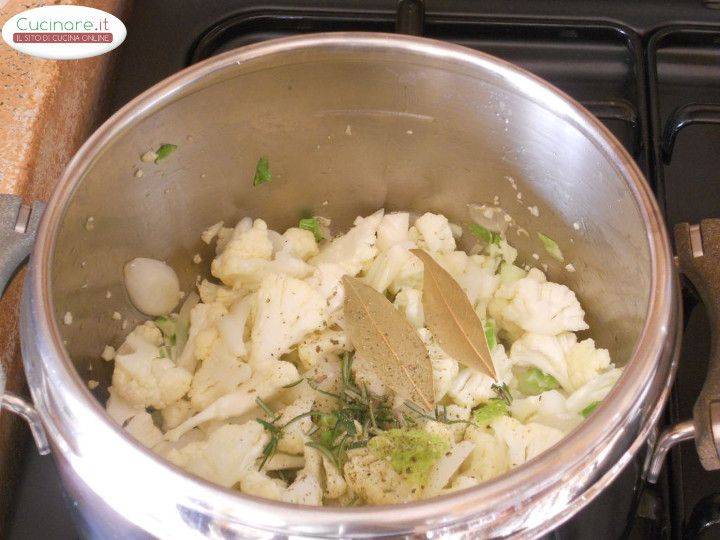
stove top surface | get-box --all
[9,2,720,538]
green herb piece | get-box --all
[282,378,305,389]
[537,232,564,262]
[255,397,276,419]
[368,429,449,485]
[154,143,177,163]
[491,382,513,405]
[484,319,497,350]
[581,401,600,418]
[253,156,271,186]
[516,367,560,396]
[469,223,501,245]
[473,399,509,426]
[299,217,323,242]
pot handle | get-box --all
[0,194,50,455]
[646,219,720,483]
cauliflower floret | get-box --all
[566,367,622,413]
[124,412,164,449]
[393,288,424,328]
[445,343,511,407]
[177,301,228,373]
[447,367,495,408]
[111,322,192,410]
[457,256,500,317]
[486,239,518,265]
[388,254,424,294]
[283,227,319,260]
[501,270,588,335]
[322,454,347,499]
[216,294,255,358]
[510,333,577,390]
[211,218,274,286]
[306,262,346,314]
[240,470,286,500]
[363,245,412,293]
[510,390,582,433]
[250,274,326,367]
[433,250,468,280]
[491,416,563,467]
[165,360,299,441]
[106,387,144,426]
[297,329,350,371]
[276,393,315,455]
[565,338,612,390]
[201,221,224,244]
[283,446,323,506]
[414,213,456,253]
[376,212,410,252]
[425,440,475,496]
[418,328,459,402]
[462,425,510,482]
[161,399,194,431]
[166,422,268,488]
[310,210,384,275]
[189,333,252,410]
[197,279,242,307]
[343,448,416,504]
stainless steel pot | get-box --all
[1,32,716,538]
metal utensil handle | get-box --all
[647,219,720,483]
[0,194,49,455]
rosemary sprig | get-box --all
[491,382,513,405]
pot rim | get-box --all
[27,32,676,535]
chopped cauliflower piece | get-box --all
[376,212,410,252]
[414,212,456,253]
[394,287,424,328]
[211,218,274,286]
[418,328,459,402]
[166,422,267,488]
[565,338,612,390]
[363,245,412,293]
[310,210,383,275]
[298,329,350,371]
[111,322,192,409]
[500,269,588,335]
[283,227,319,260]
[344,448,416,505]
[250,273,325,367]
[510,333,577,390]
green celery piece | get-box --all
[517,367,560,396]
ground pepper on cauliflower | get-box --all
[104,207,621,506]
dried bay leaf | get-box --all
[411,249,497,379]
[342,275,434,411]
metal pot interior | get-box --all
[51,38,651,421]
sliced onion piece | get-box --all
[123,257,180,317]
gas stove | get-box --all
[8,2,720,538]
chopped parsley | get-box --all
[469,223,501,245]
[154,143,177,163]
[299,217,323,242]
[537,232,564,262]
[581,401,600,418]
[253,156,271,186]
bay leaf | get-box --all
[342,275,435,411]
[411,249,497,379]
